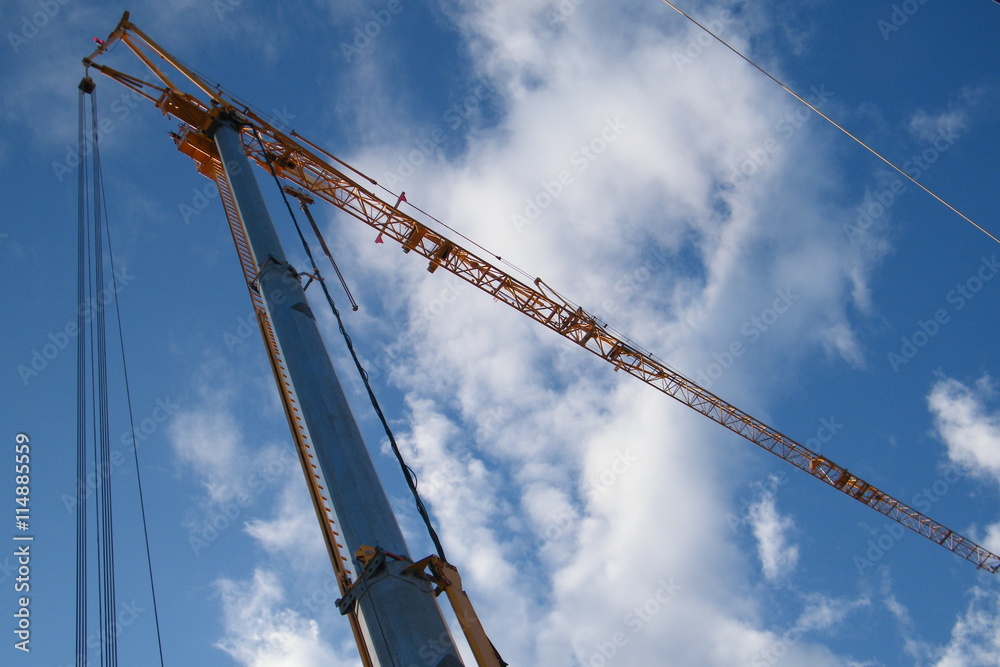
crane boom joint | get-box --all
[335,545,428,617]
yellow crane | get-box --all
[81,11,1000,666]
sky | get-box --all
[2,0,1000,665]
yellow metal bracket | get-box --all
[403,555,508,667]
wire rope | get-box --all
[88,85,118,667]
[77,74,165,667]
[251,129,450,564]
[91,97,167,667]
[75,83,90,667]
[658,0,1000,245]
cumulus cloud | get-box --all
[5,0,946,663]
[312,0,894,663]
[928,374,1000,482]
[168,387,297,510]
[81,0,896,663]
[168,394,248,505]
[926,377,1000,665]
[876,569,938,663]
[933,588,1000,667]
[244,474,329,571]
[909,108,967,144]
[164,361,340,649]
[215,569,354,667]
[796,593,870,632]
[747,482,799,582]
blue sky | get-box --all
[2,0,1000,665]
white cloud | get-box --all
[928,374,1000,482]
[934,587,1000,667]
[244,474,329,571]
[168,395,295,509]
[166,356,304,503]
[926,377,1000,667]
[165,366,350,663]
[796,593,870,632]
[982,524,1000,558]
[215,569,355,667]
[747,482,799,582]
[9,0,969,664]
[909,108,967,144]
[876,569,938,663]
[316,0,895,663]
[168,394,248,505]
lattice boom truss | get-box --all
[84,19,1000,574]
[243,125,1000,573]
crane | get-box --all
[81,11,1000,666]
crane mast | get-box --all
[82,14,489,667]
[82,10,1000,665]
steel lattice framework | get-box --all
[84,14,1000,575]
